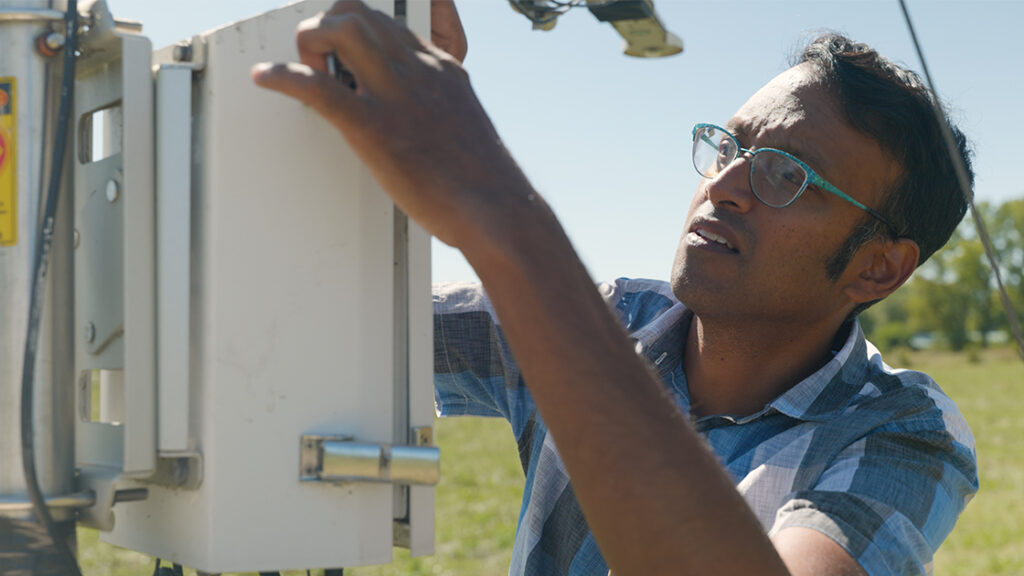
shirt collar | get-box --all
[633,297,871,423]
[766,319,871,422]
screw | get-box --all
[73,229,80,249]
[84,322,96,343]
[105,179,119,203]
[44,32,66,51]
[172,43,193,63]
[35,31,66,57]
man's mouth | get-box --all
[694,228,736,251]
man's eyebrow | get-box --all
[725,120,830,175]
[778,138,829,174]
[725,120,746,139]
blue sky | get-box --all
[115,0,1023,283]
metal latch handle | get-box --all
[300,434,440,486]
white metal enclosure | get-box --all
[69,1,435,572]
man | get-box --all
[252,2,977,574]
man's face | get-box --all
[671,64,901,326]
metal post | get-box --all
[0,0,78,572]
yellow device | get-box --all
[0,78,16,246]
[509,0,682,58]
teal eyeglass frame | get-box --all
[692,123,898,235]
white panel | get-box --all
[155,65,192,453]
[120,33,157,477]
[104,1,411,572]
[403,0,436,557]
[406,218,435,557]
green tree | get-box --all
[864,197,1024,353]
[991,198,1024,326]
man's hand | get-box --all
[252,0,529,254]
[431,0,467,64]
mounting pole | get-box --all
[0,1,78,573]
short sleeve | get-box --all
[432,282,535,434]
[768,401,978,575]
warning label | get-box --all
[0,77,16,246]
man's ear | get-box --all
[841,238,920,304]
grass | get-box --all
[918,347,1024,574]
[77,348,1023,575]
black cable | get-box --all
[897,0,1024,363]
[19,1,82,574]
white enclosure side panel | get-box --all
[105,1,404,572]
[120,34,157,477]
[403,0,436,558]
[407,218,434,557]
[155,65,192,454]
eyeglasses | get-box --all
[691,123,898,234]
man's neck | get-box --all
[683,314,849,418]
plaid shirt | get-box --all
[433,278,978,576]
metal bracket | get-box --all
[300,432,440,486]
[75,454,197,532]
[74,466,148,531]
[167,35,207,71]
[147,452,203,490]
[73,0,158,478]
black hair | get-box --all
[798,33,974,286]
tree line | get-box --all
[862,196,1024,352]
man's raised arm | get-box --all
[251,2,791,573]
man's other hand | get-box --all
[432,0,467,64]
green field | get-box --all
[77,348,1023,575]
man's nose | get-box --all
[703,155,755,214]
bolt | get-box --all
[73,229,80,249]
[84,322,96,344]
[45,32,66,51]
[172,43,193,63]
[35,31,66,57]
[105,179,119,203]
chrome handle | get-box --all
[300,433,440,487]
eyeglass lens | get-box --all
[692,125,809,208]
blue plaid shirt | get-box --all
[433,278,977,576]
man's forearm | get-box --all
[462,193,789,575]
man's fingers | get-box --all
[295,13,397,92]
[431,0,468,63]
[324,0,422,49]
[251,62,357,121]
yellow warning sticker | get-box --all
[0,77,17,246]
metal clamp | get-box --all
[0,491,96,516]
[0,8,65,23]
[0,7,141,31]
[300,432,440,487]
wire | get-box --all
[19,1,82,574]
[507,0,587,26]
[897,0,1024,363]
[508,0,631,29]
